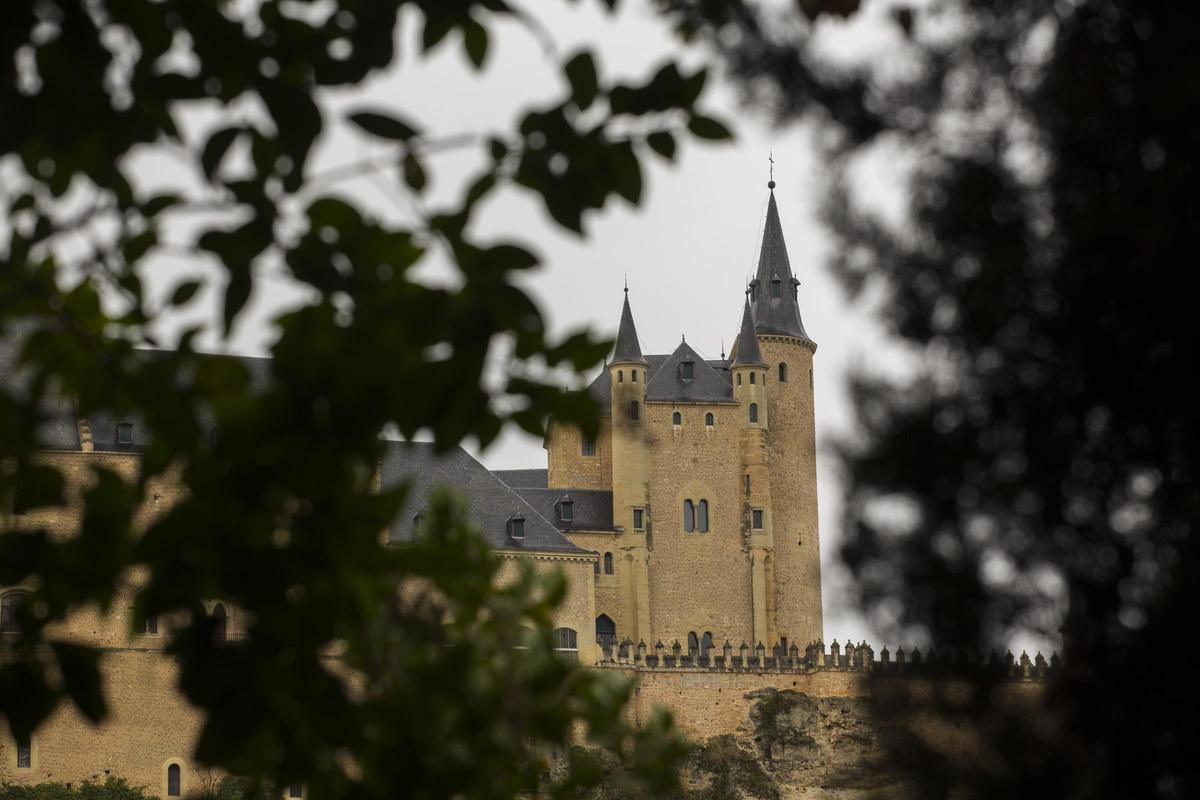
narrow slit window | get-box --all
[749,403,759,423]
[737,373,742,385]
[618,370,623,383]
[604,552,614,574]
[683,500,695,533]
[16,737,31,768]
[753,509,764,529]
[632,370,638,383]
[705,412,714,427]
[697,500,709,532]
[167,764,181,796]
[779,363,788,383]
[629,400,640,421]
[744,474,751,495]
[749,372,756,385]
[672,411,682,426]
[688,631,699,654]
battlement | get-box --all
[597,636,1060,682]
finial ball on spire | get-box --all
[768,180,776,190]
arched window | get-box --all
[594,559,600,576]
[167,764,182,797]
[683,500,695,532]
[632,370,638,383]
[1,590,29,634]
[553,627,578,659]
[750,372,756,385]
[604,552,614,574]
[629,400,639,421]
[617,370,623,383]
[749,403,759,423]
[210,603,228,645]
[702,632,715,656]
[697,500,709,532]
[16,736,30,768]
[705,412,714,427]
[687,631,699,655]
[779,363,788,383]
[596,614,616,651]
[672,411,682,426]
[736,373,742,385]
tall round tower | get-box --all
[748,184,823,650]
[608,290,652,643]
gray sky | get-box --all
[131,1,916,645]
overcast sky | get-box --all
[130,1,917,644]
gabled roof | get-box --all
[382,442,586,554]
[493,468,548,489]
[586,355,731,412]
[611,291,647,365]
[512,488,615,532]
[645,340,735,404]
[730,297,765,367]
[750,189,812,341]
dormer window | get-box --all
[507,513,526,541]
[116,422,134,445]
[771,279,782,298]
[559,496,574,522]
[681,361,694,381]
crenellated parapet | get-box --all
[595,635,1061,682]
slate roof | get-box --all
[381,442,586,554]
[749,189,813,342]
[512,488,615,532]
[0,319,82,451]
[493,468,548,488]
[730,297,765,367]
[585,354,733,412]
[645,341,735,404]
[611,292,647,364]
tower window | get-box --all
[116,422,134,445]
[736,373,742,386]
[16,736,31,768]
[145,614,159,635]
[633,508,644,530]
[702,632,714,656]
[771,280,782,298]
[508,514,526,541]
[779,363,788,383]
[167,764,182,796]
[753,509,764,529]
[581,435,596,456]
[629,400,640,421]
[604,552,614,574]
[672,411,682,426]
[1,590,29,634]
[559,499,573,522]
[594,559,600,576]
[749,403,759,423]
[618,370,623,383]
[705,412,714,427]
[744,475,751,495]
[697,499,709,532]
[681,362,694,381]
[683,500,695,533]
[688,631,699,654]
[810,368,814,389]
[749,372,756,385]
[632,370,638,383]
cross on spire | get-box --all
[768,151,776,190]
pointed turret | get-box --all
[749,188,811,341]
[731,297,765,367]
[612,290,647,365]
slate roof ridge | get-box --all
[644,340,734,403]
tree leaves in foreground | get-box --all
[0,0,721,796]
[676,0,1200,796]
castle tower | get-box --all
[731,297,775,647]
[748,183,823,648]
[608,290,652,643]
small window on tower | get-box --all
[629,401,640,421]
[697,499,709,532]
[705,412,714,427]
[672,411,682,426]
[633,508,644,529]
[681,362,694,381]
[750,372,756,385]
[683,500,695,533]
[618,370,624,383]
[749,403,759,423]
[753,509,764,529]
[744,474,751,495]
[632,370,638,383]
[779,363,788,383]
[737,373,742,386]
[116,422,134,445]
[581,436,596,456]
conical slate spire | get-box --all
[731,296,765,367]
[612,290,647,364]
[750,188,811,341]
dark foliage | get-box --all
[679,0,1200,797]
[0,778,155,800]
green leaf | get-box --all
[463,19,489,69]
[484,244,539,272]
[347,110,420,141]
[564,51,599,109]
[647,131,677,161]
[687,114,733,141]
[169,280,202,307]
[52,642,107,724]
[403,152,428,192]
[142,194,181,217]
[12,193,36,213]
[201,126,243,179]
[489,137,509,162]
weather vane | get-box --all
[768,151,776,189]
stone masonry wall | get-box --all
[546,417,613,491]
